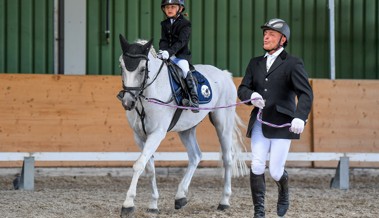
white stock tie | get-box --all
[266,55,275,72]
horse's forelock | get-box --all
[135,39,157,58]
[135,39,149,45]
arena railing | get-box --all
[1,152,379,191]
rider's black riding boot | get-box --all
[182,71,199,113]
[250,171,265,218]
[275,170,289,217]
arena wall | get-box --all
[0,75,378,168]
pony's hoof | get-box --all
[217,204,230,211]
[175,198,188,209]
[13,175,20,190]
[146,208,159,214]
[120,206,135,218]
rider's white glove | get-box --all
[157,50,169,60]
[250,92,265,109]
[290,118,305,134]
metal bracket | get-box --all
[330,156,349,190]
[18,157,35,191]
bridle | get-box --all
[118,52,150,101]
[117,50,165,134]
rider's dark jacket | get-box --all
[238,50,313,139]
[159,14,192,63]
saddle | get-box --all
[166,60,213,106]
[165,60,213,132]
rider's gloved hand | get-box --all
[290,118,305,134]
[250,92,265,109]
[157,50,169,60]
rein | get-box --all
[119,51,291,130]
[146,98,292,129]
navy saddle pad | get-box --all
[168,67,212,105]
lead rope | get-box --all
[145,97,292,128]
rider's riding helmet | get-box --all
[261,18,290,47]
[161,0,185,12]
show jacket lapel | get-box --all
[258,56,267,73]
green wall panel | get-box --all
[6,0,19,73]
[100,0,113,75]
[0,0,53,74]
[87,0,101,75]
[365,0,377,79]
[20,0,32,73]
[203,0,216,66]
[0,0,6,73]
[0,0,378,79]
[215,0,228,70]
[84,0,379,79]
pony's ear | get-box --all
[143,38,154,54]
[119,34,129,53]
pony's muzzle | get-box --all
[121,98,136,111]
[123,101,135,111]
[117,90,136,111]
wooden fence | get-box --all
[0,75,378,168]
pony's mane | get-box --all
[135,39,157,58]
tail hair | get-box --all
[230,113,249,177]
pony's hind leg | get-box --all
[175,127,202,209]
[209,110,234,210]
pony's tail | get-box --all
[230,113,250,177]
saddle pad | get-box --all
[168,70,213,105]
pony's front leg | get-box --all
[133,133,160,214]
[121,130,166,217]
[145,157,159,213]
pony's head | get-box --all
[118,34,153,110]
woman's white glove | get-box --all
[290,118,305,134]
[157,50,169,60]
[250,92,265,109]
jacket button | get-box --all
[265,78,268,81]
[264,89,267,92]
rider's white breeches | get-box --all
[250,121,291,181]
[171,56,190,78]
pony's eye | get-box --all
[140,67,146,74]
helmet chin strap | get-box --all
[264,35,284,53]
